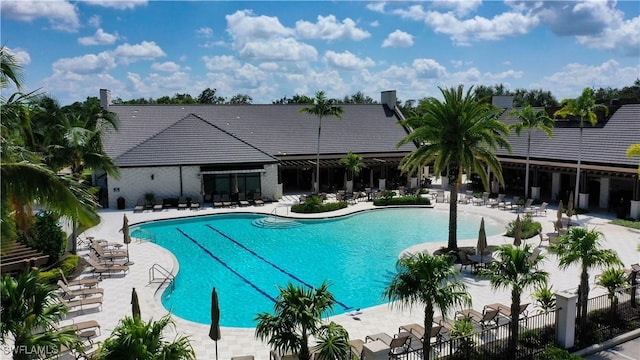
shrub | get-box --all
[539,345,582,360]
[611,219,640,230]
[20,211,67,262]
[519,328,542,348]
[373,196,431,206]
[504,214,542,239]
[38,255,80,284]
[381,190,395,200]
[291,196,348,213]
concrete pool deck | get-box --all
[67,194,640,359]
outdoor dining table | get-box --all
[468,254,494,272]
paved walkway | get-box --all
[65,194,640,359]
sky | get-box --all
[1,0,639,105]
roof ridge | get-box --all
[190,113,278,161]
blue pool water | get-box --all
[134,208,502,327]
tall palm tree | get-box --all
[1,271,80,360]
[479,245,548,354]
[384,253,471,359]
[299,91,344,194]
[255,281,343,360]
[554,88,608,207]
[398,85,511,250]
[339,151,366,191]
[97,315,195,360]
[549,227,622,330]
[509,105,554,199]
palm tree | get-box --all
[299,91,344,194]
[479,245,548,354]
[554,88,608,207]
[627,143,640,175]
[398,85,511,250]
[255,281,342,360]
[312,321,351,360]
[384,253,471,359]
[509,105,554,199]
[96,315,195,360]
[595,267,628,318]
[549,227,622,330]
[339,151,366,192]
[1,271,80,360]
[0,46,24,91]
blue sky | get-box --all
[2,1,639,105]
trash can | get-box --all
[117,197,125,210]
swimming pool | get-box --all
[134,208,503,327]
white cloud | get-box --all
[430,0,482,17]
[323,50,375,70]
[532,60,640,99]
[0,0,79,31]
[88,15,101,28]
[424,10,540,45]
[5,47,32,66]
[226,10,294,44]
[52,52,116,74]
[412,58,447,78]
[382,30,414,48]
[238,38,318,61]
[202,55,240,71]
[196,27,213,38]
[83,0,148,10]
[534,1,624,37]
[366,2,386,13]
[259,62,280,71]
[370,20,380,27]
[151,61,181,72]
[393,5,430,22]
[200,41,228,49]
[576,15,640,56]
[78,28,119,46]
[295,15,371,41]
[113,41,166,64]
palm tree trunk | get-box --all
[580,267,589,328]
[447,168,459,250]
[525,130,531,199]
[509,290,521,355]
[315,116,322,195]
[423,303,434,360]
[574,121,584,208]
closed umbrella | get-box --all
[513,215,522,247]
[209,287,221,360]
[556,200,564,232]
[476,217,488,264]
[567,191,575,221]
[123,214,133,265]
[131,287,141,319]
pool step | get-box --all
[251,216,303,229]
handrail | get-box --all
[148,263,175,295]
[131,228,156,243]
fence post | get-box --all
[555,290,578,349]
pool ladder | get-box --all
[149,263,175,296]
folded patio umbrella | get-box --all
[131,287,141,319]
[513,215,522,247]
[476,217,487,260]
[209,287,221,360]
[123,214,133,265]
[567,191,575,219]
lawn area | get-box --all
[610,219,640,230]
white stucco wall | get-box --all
[106,164,279,208]
[107,166,202,209]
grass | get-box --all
[610,218,640,230]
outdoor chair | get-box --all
[238,193,250,206]
[524,202,547,216]
[213,194,223,208]
[455,307,500,329]
[177,197,188,210]
[518,198,534,213]
[365,332,413,355]
[527,248,542,263]
[190,198,201,210]
[348,339,364,359]
[133,199,145,213]
[399,323,443,344]
[56,294,103,313]
[487,193,505,207]
[59,269,99,289]
[153,198,164,211]
[252,192,264,206]
[485,303,529,323]
[57,281,104,299]
[91,242,128,261]
[503,196,520,211]
[221,194,233,207]
[59,320,101,336]
[86,254,129,278]
[457,250,475,271]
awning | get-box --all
[200,169,265,175]
[278,157,405,168]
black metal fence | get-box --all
[578,283,640,348]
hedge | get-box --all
[38,255,80,284]
[373,196,431,206]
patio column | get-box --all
[556,290,578,349]
[551,173,561,201]
[599,177,610,209]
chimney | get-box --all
[492,95,514,109]
[100,89,111,110]
[381,90,397,110]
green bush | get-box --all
[611,219,640,230]
[291,196,348,213]
[20,211,67,262]
[505,214,542,239]
[37,255,80,284]
[373,196,431,206]
[381,190,395,200]
[538,345,582,360]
